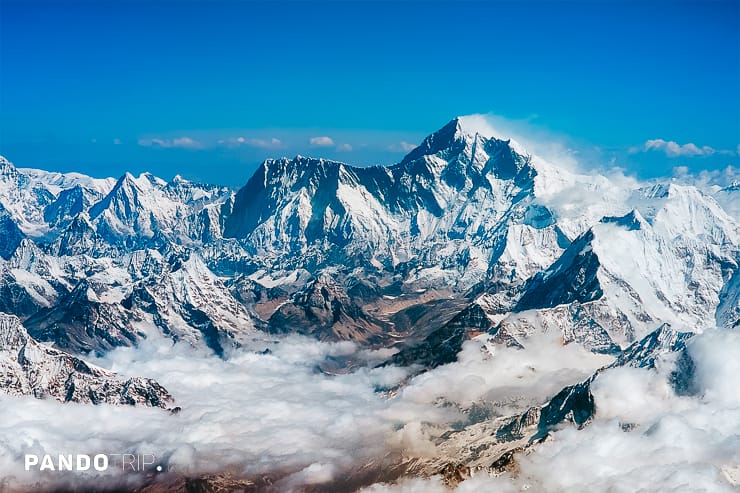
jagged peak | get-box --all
[113,171,166,191]
[258,155,355,185]
[0,155,15,172]
[9,237,43,257]
[399,116,531,170]
[601,209,647,231]
[139,171,168,188]
[400,119,463,164]
[267,155,350,168]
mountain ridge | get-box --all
[0,116,737,366]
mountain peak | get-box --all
[0,155,17,177]
[453,114,501,140]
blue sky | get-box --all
[0,0,738,185]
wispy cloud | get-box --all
[388,141,417,153]
[138,137,203,149]
[112,138,122,145]
[670,164,740,191]
[336,143,353,152]
[218,137,283,149]
[309,136,335,147]
[636,139,716,157]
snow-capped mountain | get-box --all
[0,115,737,410]
[1,116,739,493]
[224,117,565,293]
[0,313,172,407]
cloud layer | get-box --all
[0,331,607,491]
[364,329,740,492]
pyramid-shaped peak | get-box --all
[399,115,524,166]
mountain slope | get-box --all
[0,313,172,407]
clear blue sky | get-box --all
[1,0,738,185]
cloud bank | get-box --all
[363,328,740,492]
[0,331,608,491]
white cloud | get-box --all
[112,138,122,145]
[670,164,739,188]
[172,137,200,149]
[138,137,203,149]
[640,139,716,157]
[389,141,418,153]
[0,330,606,491]
[336,143,353,152]
[364,329,740,493]
[5,321,740,492]
[218,136,283,149]
[310,136,335,147]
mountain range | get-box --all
[0,116,738,488]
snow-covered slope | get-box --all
[225,118,566,293]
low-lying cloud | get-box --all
[2,323,739,492]
[0,331,608,492]
[364,328,740,492]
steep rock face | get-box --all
[717,269,740,329]
[408,195,738,366]
[386,302,497,369]
[0,203,24,259]
[267,274,390,343]
[0,239,67,317]
[23,279,144,355]
[134,252,257,355]
[525,324,694,442]
[515,229,602,311]
[52,213,115,257]
[44,184,103,229]
[0,313,172,407]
